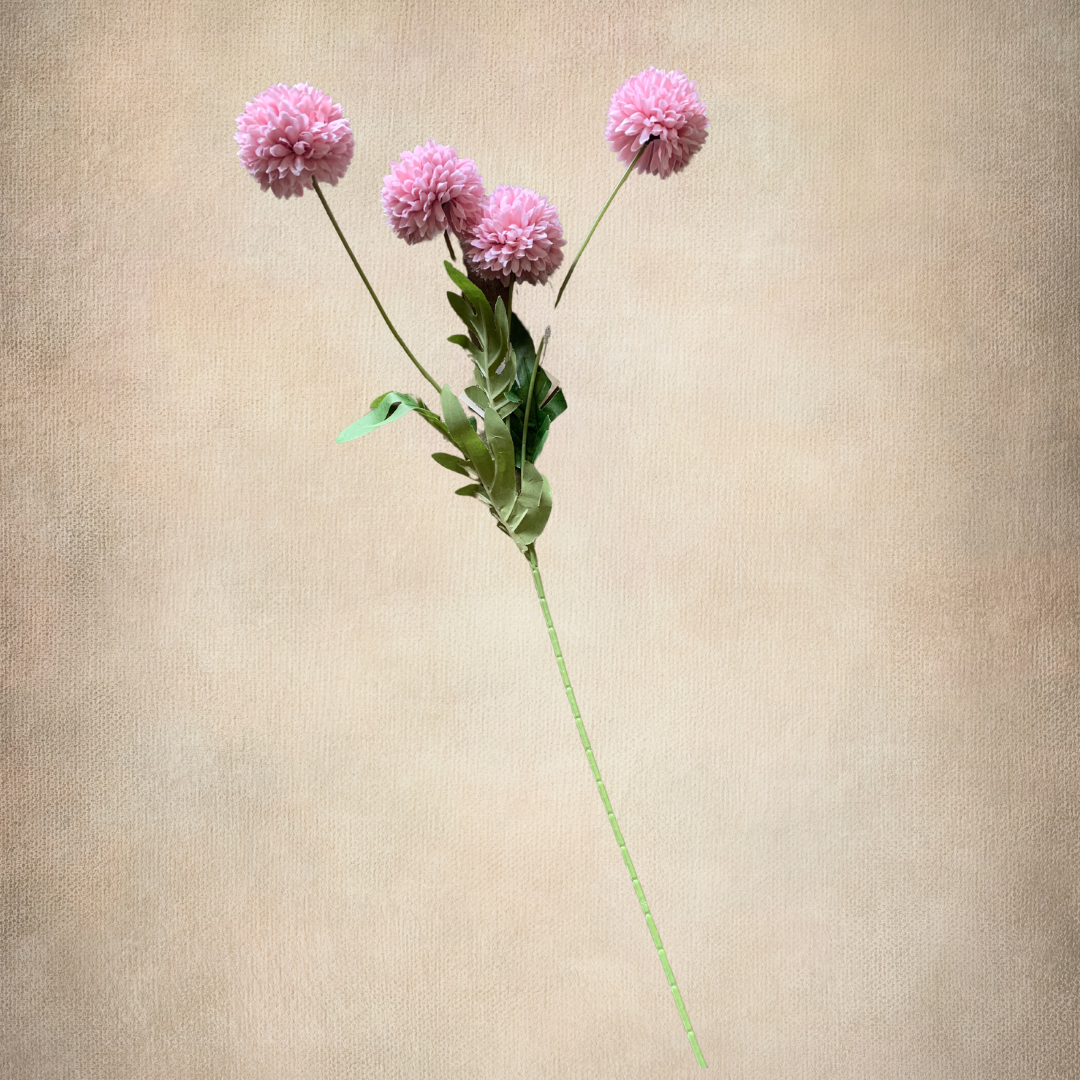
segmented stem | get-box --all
[310,177,442,396]
[526,545,707,1069]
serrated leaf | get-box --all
[432,452,474,477]
[337,392,420,442]
[447,333,476,351]
[444,264,517,418]
[440,385,494,489]
[484,407,517,518]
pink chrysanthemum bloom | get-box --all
[235,83,354,199]
[381,142,486,245]
[467,186,566,287]
[606,67,709,179]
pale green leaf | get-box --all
[337,392,419,443]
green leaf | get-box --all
[510,462,553,547]
[505,349,567,467]
[414,407,453,441]
[509,312,536,371]
[444,261,492,323]
[507,456,543,531]
[543,385,566,416]
[446,291,478,331]
[484,407,517,518]
[432,452,474,477]
[447,333,476,352]
[337,392,420,442]
[454,484,484,498]
[444,262,514,414]
[492,297,510,370]
[463,384,491,414]
[440,385,494,490]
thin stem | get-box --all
[526,545,707,1069]
[554,141,649,310]
[444,230,456,262]
[518,327,548,479]
[310,177,442,396]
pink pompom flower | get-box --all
[606,67,708,178]
[235,83,354,199]
[382,142,486,245]
[467,186,566,287]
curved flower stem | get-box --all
[525,544,707,1069]
[554,141,649,310]
[310,177,442,396]
[443,230,456,262]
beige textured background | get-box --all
[3,1,1078,1076]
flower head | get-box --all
[382,142,486,244]
[235,83,354,198]
[606,68,708,178]
[467,186,565,286]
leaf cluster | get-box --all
[335,265,571,552]
[443,260,517,419]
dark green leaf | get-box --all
[542,387,567,418]
[454,484,484,497]
[509,313,536,371]
[506,358,568,466]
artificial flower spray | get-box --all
[236,69,710,1067]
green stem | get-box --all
[526,545,707,1069]
[311,177,442,396]
[518,327,548,478]
[554,141,649,310]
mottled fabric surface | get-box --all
[3,2,1077,1077]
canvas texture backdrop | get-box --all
[3,1,1077,1077]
